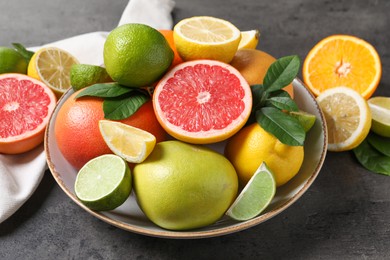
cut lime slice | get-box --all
[289,110,316,132]
[226,162,276,221]
[75,154,132,211]
[99,120,156,163]
[368,96,390,137]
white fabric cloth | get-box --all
[0,0,175,223]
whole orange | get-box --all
[54,90,167,169]
[159,29,183,68]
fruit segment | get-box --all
[226,162,276,221]
[99,120,156,163]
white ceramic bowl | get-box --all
[45,78,327,239]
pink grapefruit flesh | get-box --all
[0,73,56,154]
[153,60,252,144]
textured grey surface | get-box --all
[1,0,390,259]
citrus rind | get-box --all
[303,35,382,99]
[316,86,372,151]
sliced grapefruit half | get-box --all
[153,60,252,144]
[0,73,57,154]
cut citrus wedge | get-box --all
[99,120,156,163]
[303,35,381,99]
[173,16,241,63]
[238,30,260,50]
[75,154,131,211]
[368,96,390,137]
[289,110,316,132]
[226,162,276,221]
[28,47,79,98]
[316,86,372,151]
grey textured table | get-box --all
[1,0,389,259]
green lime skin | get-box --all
[70,64,112,91]
[103,23,174,87]
[0,47,28,74]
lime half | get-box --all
[289,110,316,132]
[368,96,390,137]
[75,154,132,211]
[226,162,276,221]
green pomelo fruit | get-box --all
[133,140,238,230]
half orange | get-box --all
[303,35,381,99]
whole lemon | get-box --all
[104,23,174,87]
[225,123,304,187]
[133,140,238,231]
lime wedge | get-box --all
[226,162,276,221]
[75,154,132,211]
[289,110,316,132]
[368,96,390,137]
[99,120,156,163]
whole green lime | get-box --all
[103,24,174,87]
[0,47,28,74]
[70,64,112,91]
[133,140,238,230]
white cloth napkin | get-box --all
[0,0,175,224]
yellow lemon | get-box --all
[238,30,260,50]
[98,120,156,164]
[173,16,241,63]
[316,86,372,151]
[225,123,304,187]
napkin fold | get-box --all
[0,0,175,224]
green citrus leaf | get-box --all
[266,96,299,112]
[251,84,268,112]
[256,107,305,146]
[367,132,390,157]
[103,93,149,120]
[75,83,134,99]
[353,138,390,176]
[269,89,292,98]
[263,55,300,93]
[12,43,34,62]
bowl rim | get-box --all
[44,78,328,239]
